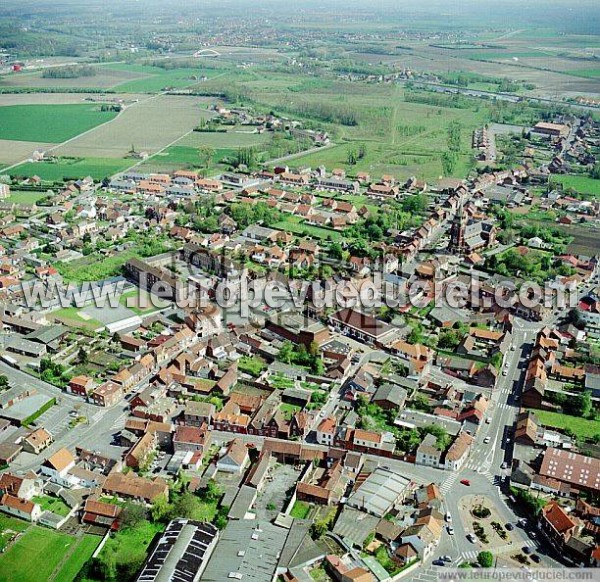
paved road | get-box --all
[408,323,566,576]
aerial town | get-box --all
[0,1,598,581]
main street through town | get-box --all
[407,319,565,581]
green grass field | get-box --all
[0,104,119,143]
[0,526,79,582]
[52,306,102,331]
[290,501,311,519]
[551,174,600,197]
[531,409,600,441]
[8,157,131,181]
[566,68,600,79]
[272,215,346,242]
[32,495,71,516]
[52,535,100,582]
[119,288,169,315]
[112,67,213,93]
[5,190,49,204]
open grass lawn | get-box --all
[273,216,345,242]
[119,288,169,315]
[551,174,600,197]
[0,104,119,143]
[531,409,600,441]
[52,306,102,331]
[0,515,29,534]
[52,535,101,582]
[290,500,311,519]
[0,526,78,582]
[5,190,49,204]
[32,494,71,516]
[10,157,131,181]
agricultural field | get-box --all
[9,157,132,181]
[0,67,149,90]
[0,103,119,143]
[111,67,216,93]
[139,130,273,172]
[54,95,211,159]
[0,139,57,168]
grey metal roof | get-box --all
[346,468,410,517]
[200,520,290,582]
[227,485,257,520]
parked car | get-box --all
[466,533,476,543]
[523,546,532,555]
[442,556,452,563]
[530,554,540,563]
[484,436,491,444]
[432,560,446,567]
[505,523,514,531]
[501,462,508,469]
[447,526,454,535]
[445,512,452,522]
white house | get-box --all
[40,448,78,488]
[216,439,249,474]
[0,494,42,522]
[443,432,473,472]
[316,417,336,446]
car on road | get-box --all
[466,533,476,543]
[518,518,528,526]
[460,479,471,486]
[447,526,454,535]
[505,523,514,531]
[484,436,491,444]
[502,370,508,376]
[441,556,452,563]
[501,462,508,469]
[530,554,540,563]
[511,346,516,351]
[432,560,446,566]
[445,512,452,522]
[486,417,491,424]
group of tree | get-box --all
[346,143,367,165]
[234,146,260,170]
[278,340,324,375]
[227,201,281,229]
[42,64,96,78]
